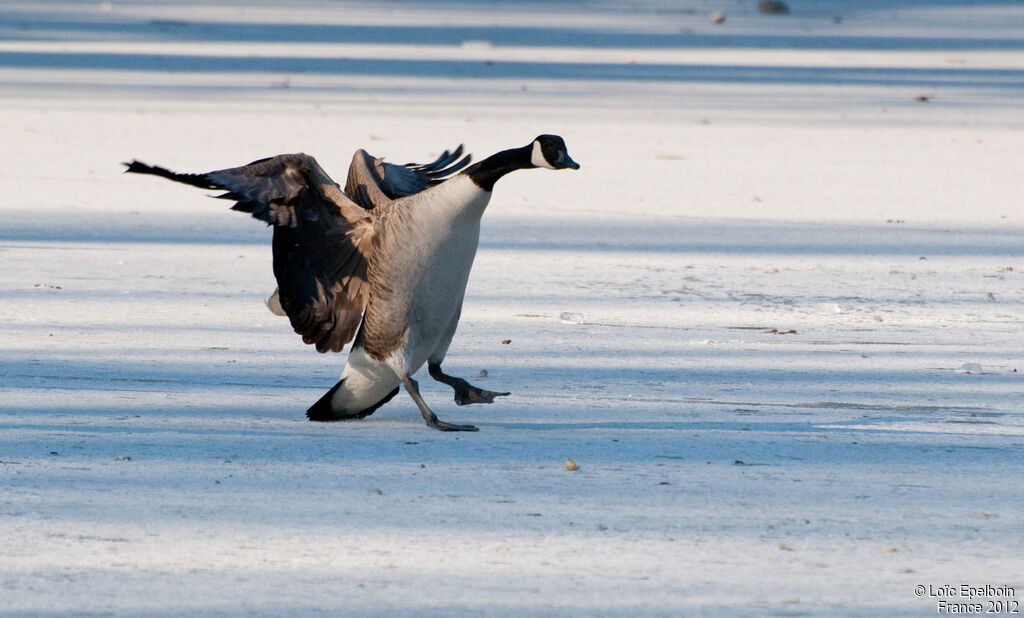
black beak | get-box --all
[556,151,580,170]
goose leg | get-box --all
[402,376,479,432]
[428,363,510,406]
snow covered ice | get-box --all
[1,1,1023,615]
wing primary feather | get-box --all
[124,160,220,190]
[405,144,464,173]
[424,153,472,180]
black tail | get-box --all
[123,160,220,190]
[306,380,400,422]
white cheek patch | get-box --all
[531,140,555,169]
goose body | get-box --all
[125,135,578,431]
[325,175,490,419]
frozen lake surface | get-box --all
[2,1,1022,615]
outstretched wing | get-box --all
[344,145,472,210]
[124,154,373,353]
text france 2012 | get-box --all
[915,584,1018,614]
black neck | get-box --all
[465,145,533,192]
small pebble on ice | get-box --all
[710,11,726,24]
[479,369,488,378]
[565,459,579,471]
[560,312,584,324]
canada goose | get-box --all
[125,134,579,431]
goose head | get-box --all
[465,134,580,191]
[530,134,580,170]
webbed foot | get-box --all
[428,362,510,406]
